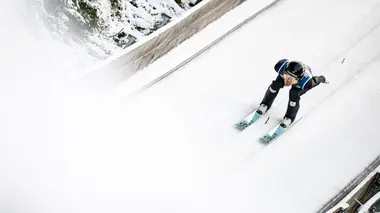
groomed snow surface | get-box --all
[1,0,380,213]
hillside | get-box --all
[34,0,201,61]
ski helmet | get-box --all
[285,61,304,78]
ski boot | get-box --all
[256,104,268,115]
[280,117,292,128]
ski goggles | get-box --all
[283,72,300,86]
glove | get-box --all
[321,75,329,84]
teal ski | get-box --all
[235,110,264,130]
[259,122,288,144]
[259,117,302,144]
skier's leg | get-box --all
[284,85,314,123]
[284,87,303,123]
[260,75,285,110]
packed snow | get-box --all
[1,0,380,213]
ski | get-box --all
[259,122,288,144]
[259,117,302,144]
[235,110,264,130]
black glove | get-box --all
[321,75,329,84]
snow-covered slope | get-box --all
[1,0,380,213]
[112,0,380,212]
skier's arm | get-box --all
[274,59,288,73]
[304,76,326,90]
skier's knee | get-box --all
[270,78,284,91]
[269,86,278,94]
[269,83,283,92]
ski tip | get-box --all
[234,124,245,131]
[259,138,270,144]
[259,135,273,144]
[235,121,249,131]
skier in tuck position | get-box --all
[256,59,328,128]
